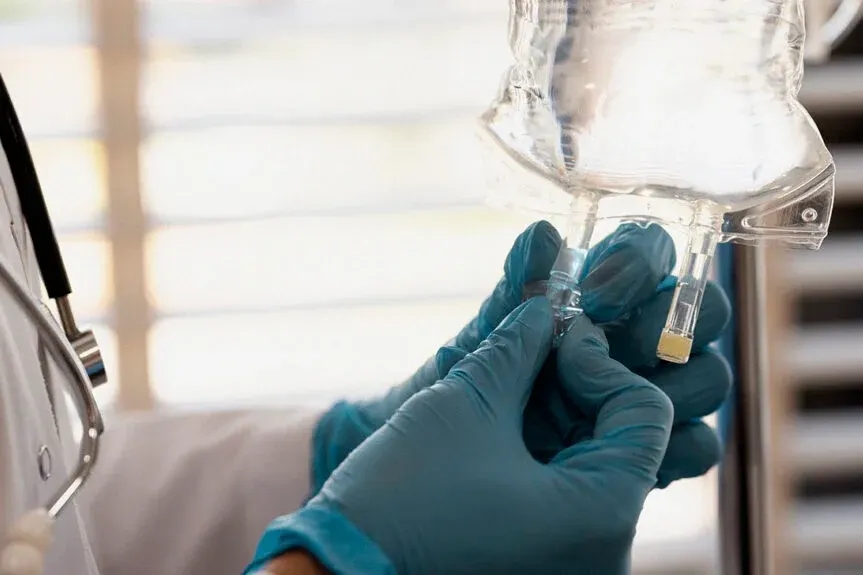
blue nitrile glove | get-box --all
[440,222,733,488]
[310,221,559,493]
[313,221,732,494]
[246,299,672,575]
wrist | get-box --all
[258,550,330,575]
[244,505,396,575]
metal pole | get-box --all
[718,244,792,575]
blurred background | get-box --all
[1,0,861,572]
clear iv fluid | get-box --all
[484,0,829,212]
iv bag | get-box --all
[479,0,836,362]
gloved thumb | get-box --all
[435,346,469,378]
[554,316,673,482]
[454,221,560,351]
[444,297,554,416]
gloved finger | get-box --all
[650,349,732,424]
[552,316,672,483]
[523,358,591,464]
[453,221,560,351]
[606,279,731,370]
[580,223,677,323]
[435,346,469,379]
[384,222,558,418]
[523,224,676,320]
[445,298,554,416]
[655,421,722,489]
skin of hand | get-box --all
[260,551,329,575]
[251,299,674,575]
[312,221,731,492]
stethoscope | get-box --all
[0,74,106,575]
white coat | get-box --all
[0,144,322,575]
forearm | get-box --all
[261,551,331,575]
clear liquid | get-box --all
[481,0,831,212]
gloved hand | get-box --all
[443,223,732,487]
[246,299,672,575]
[310,222,558,492]
[312,221,731,492]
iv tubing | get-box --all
[657,208,722,364]
[545,193,599,344]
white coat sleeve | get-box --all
[78,406,325,575]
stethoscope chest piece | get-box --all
[67,328,105,388]
[55,297,106,388]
